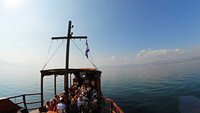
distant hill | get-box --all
[100,56,200,76]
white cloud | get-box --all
[96,47,200,66]
[135,48,185,63]
[136,48,183,58]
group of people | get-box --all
[69,84,99,113]
[45,95,66,112]
[45,84,99,113]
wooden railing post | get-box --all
[54,74,57,96]
[22,95,27,109]
[41,75,44,107]
[6,93,42,111]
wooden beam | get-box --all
[41,75,44,107]
[54,75,56,96]
[52,36,87,40]
[64,20,72,113]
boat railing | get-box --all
[99,96,124,113]
[6,92,41,111]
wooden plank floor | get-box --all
[29,109,40,113]
[30,105,78,113]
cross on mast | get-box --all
[52,21,87,111]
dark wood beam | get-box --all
[52,36,87,40]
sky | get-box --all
[1,0,200,75]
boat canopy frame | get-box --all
[40,68,102,107]
[41,68,101,76]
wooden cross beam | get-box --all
[52,36,87,40]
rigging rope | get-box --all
[42,39,66,70]
[44,40,53,65]
[42,38,99,70]
[86,40,95,65]
[72,40,99,70]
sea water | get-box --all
[101,60,200,113]
[1,60,200,113]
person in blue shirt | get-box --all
[57,98,66,113]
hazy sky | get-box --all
[1,0,200,73]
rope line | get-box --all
[42,39,66,70]
[44,40,53,65]
[86,40,97,68]
[72,40,99,70]
[42,39,99,70]
[86,40,95,65]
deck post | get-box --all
[41,74,44,107]
[54,75,57,96]
[22,95,27,109]
[64,74,68,109]
[69,73,71,87]
[64,21,72,112]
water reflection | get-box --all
[101,60,200,113]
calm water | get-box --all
[1,61,200,113]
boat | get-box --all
[0,21,124,113]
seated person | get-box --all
[46,101,53,111]
[55,95,60,103]
[57,98,66,113]
[52,99,58,111]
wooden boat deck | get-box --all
[30,109,40,113]
[30,109,56,113]
[30,104,78,113]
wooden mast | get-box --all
[52,21,87,111]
